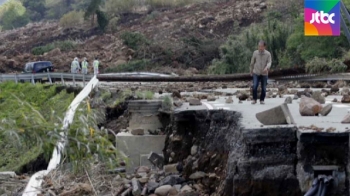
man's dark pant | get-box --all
[253,74,267,101]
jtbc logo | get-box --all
[310,11,335,24]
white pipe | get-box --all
[22,76,99,196]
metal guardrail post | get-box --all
[15,74,18,84]
[48,72,52,84]
[61,74,65,85]
[73,74,76,86]
[31,74,35,85]
[83,74,85,87]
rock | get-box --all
[278,85,285,92]
[207,95,216,101]
[168,187,178,196]
[342,87,350,95]
[342,95,350,103]
[137,166,150,173]
[189,98,202,106]
[311,91,325,104]
[284,97,292,104]
[139,177,149,183]
[330,86,339,93]
[299,96,323,116]
[332,98,338,102]
[159,175,185,186]
[191,145,198,155]
[174,99,183,107]
[174,184,182,192]
[164,164,178,174]
[147,181,160,194]
[0,171,16,180]
[293,94,299,100]
[225,96,233,103]
[172,91,181,98]
[180,185,193,192]
[193,184,204,191]
[238,93,249,101]
[131,178,142,196]
[320,104,333,116]
[131,128,144,135]
[256,103,295,125]
[155,185,173,196]
[189,171,206,180]
[148,152,164,168]
[341,114,350,123]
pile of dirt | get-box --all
[0,0,267,74]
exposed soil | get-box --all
[0,0,267,74]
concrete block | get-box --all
[256,103,295,125]
[116,134,166,172]
[129,113,163,131]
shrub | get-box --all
[103,0,136,18]
[59,10,84,28]
[145,0,195,8]
[105,60,151,72]
[31,40,76,55]
[210,19,293,74]
[305,57,347,74]
[161,95,173,111]
[108,17,119,32]
[120,31,150,50]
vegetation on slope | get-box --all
[210,0,350,74]
[0,82,124,173]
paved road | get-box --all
[172,88,350,133]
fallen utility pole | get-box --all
[97,68,307,82]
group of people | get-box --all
[71,57,99,75]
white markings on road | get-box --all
[202,101,214,110]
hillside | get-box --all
[0,0,266,74]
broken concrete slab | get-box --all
[320,104,332,116]
[255,103,295,125]
[148,152,165,169]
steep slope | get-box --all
[0,0,267,74]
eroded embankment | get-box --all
[164,110,242,195]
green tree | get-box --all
[20,0,46,21]
[0,0,29,30]
[286,16,348,66]
[84,0,102,26]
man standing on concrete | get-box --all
[250,40,272,104]
[81,57,88,74]
[93,57,99,75]
[71,57,79,74]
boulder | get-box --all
[191,145,198,155]
[299,96,323,116]
[284,97,292,104]
[293,94,299,100]
[207,95,216,101]
[189,171,206,180]
[311,91,325,104]
[341,114,350,123]
[189,98,202,106]
[147,181,160,194]
[238,93,249,101]
[330,86,339,93]
[155,185,173,196]
[131,128,144,135]
[164,164,178,174]
[180,185,193,192]
[342,87,350,95]
[256,103,295,125]
[320,104,332,116]
[226,96,233,103]
[341,95,350,103]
